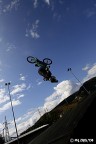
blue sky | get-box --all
[0,0,96,136]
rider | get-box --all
[38,65,52,80]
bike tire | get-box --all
[27,56,37,63]
[43,58,52,65]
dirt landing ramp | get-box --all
[28,93,96,144]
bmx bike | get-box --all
[27,56,52,67]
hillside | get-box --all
[28,90,96,144]
[20,77,96,139]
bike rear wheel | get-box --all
[27,56,37,63]
[43,58,52,65]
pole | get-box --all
[67,68,90,95]
[4,116,10,142]
[5,82,19,144]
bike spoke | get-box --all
[27,56,37,63]
[43,58,52,65]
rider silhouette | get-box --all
[38,65,52,80]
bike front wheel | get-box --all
[43,58,52,65]
[27,56,37,63]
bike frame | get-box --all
[36,59,48,67]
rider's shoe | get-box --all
[49,77,51,81]
[50,76,58,83]
[43,77,47,81]
[35,64,39,67]
[55,80,58,82]
[43,78,45,81]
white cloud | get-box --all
[17,94,24,99]
[26,20,40,39]
[82,63,96,82]
[44,80,80,111]
[0,79,4,83]
[44,0,50,5]
[59,0,64,5]
[0,1,3,14]
[37,81,42,85]
[11,83,27,95]
[0,123,3,129]
[87,11,96,18]
[33,0,50,8]
[7,108,42,136]
[0,88,9,104]
[20,76,25,81]
[0,95,9,104]
[0,100,21,113]
[36,79,42,85]
[33,0,38,8]
[26,84,32,90]
[30,30,40,39]
[3,0,20,13]
[15,108,45,134]
[9,110,35,126]
[6,43,16,52]
[82,64,90,71]
[85,4,96,18]
[19,74,26,81]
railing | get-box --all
[5,124,49,144]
